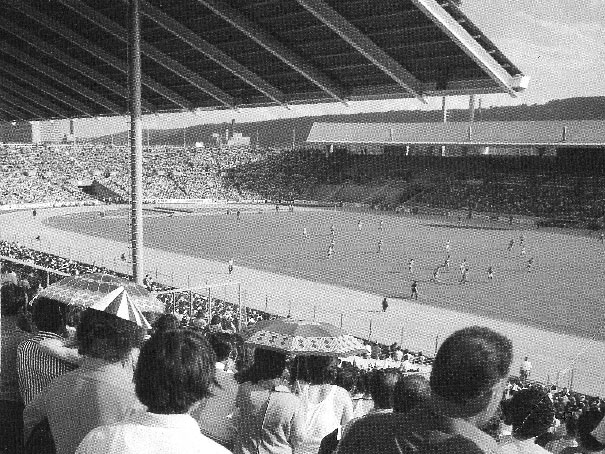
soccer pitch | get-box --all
[36,204,605,394]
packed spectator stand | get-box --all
[1,143,604,230]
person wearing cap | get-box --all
[23,304,148,454]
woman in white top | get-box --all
[290,356,353,454]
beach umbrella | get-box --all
[242,318,366,357]
[35,273,164,313]
[90,286,151,329]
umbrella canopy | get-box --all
[242,318,366,357]
[36,273,164,313]
[90,287,151,329]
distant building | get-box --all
[0,121,68,144]
[226,132,250,147]
[307,120,605,157]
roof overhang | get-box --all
[0,0,528,122]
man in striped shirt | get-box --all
[17,297,77,405]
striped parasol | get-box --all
[36,273,164,313]
[242,318,366,357]
[90,287,151,329]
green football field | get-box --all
[46,204,605,343]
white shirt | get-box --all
[76,412,231,454]
[500,438,551,454]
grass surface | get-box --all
[46,205,605,342]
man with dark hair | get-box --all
[499,387,555,453]
[76,329,232,454]
[24,307,147,454]
[191,332,239,449]
[393,374,431,414]
[338,326,513,454]
[17,297,77,405]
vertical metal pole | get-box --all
[238,283,242,331]
[129,0,144,285]
[207,287,212,323]
[441,96,447,157]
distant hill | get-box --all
[90,96,605,148]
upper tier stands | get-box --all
[1,143,604,226]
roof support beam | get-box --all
[195,0,347,103]
[58,0,237,109]
[8,1,192,110]
[0,62,95,117]
[133,0,287,107]
[0,75,71,119]
[0,89,49,119]
[295,0,426,104]
[0,43,124,115]
[409,0,523,96]
[0,19,155,113]
[0,101,27,121]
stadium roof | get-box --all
[0,0,527,122]
[307,120,605,147]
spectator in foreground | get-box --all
[0,281,30,452]
[499,387,555,453]
[76,329,231,454]
[191,332,239,450]
[234,348,305,454]
[392,374,431,414]
[556,410,605,454]
[17,297,77,406]
[337,326,513,454]
[366,368,400,414]
[290,355,354,454]
[23,307,146,454]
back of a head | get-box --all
[207,332,233,362]
[135,329,216,414]
[393,374,431,414]
[335,366,358,394]
[236,348,286,384]
[430,326,512,405]
[153,313,180,334]
[369,368,401,410]
[1,284,22,317]
[503,387,554,439]
[31,297,68,334]
[290,355,337,385]
[77,308,146,363]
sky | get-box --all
[65,0,605,138]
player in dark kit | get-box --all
[410,281,418,300]
[507,238,514,251]
[487,266,494,280]
[382,297,388,312]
